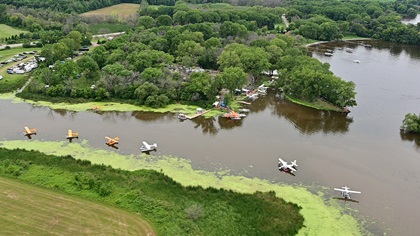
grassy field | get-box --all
[89,23,131,34]
[0,177,155,235]
[80,3,140,21]
[0,24,28,41]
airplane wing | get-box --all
[278,158,287,165]
[105,136,111,140]
[25,127,30,133]
[334,188,346,192]
[347,190,361,194]
[142,141,150,149]
[68,130,72,136]
[288,166,297,172]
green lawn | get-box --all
[0,24,28,41]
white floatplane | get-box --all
[334,186,361,200]
[278,158,298,173]
[140,141,157,152]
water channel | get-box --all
[1,40,420,235]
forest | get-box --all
[3,0,419,110]
[10,1,356,110]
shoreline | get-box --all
[0,140,369,236]
[306,38,373,47]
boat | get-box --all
[345,48,353,53]
[238,108,250,113]
[178,113,188,120]
[324,52,333,57]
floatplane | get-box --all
[334,186,361,201]
[140,141,157,153]
[278,158,298,174]
[105,136,119,148]
[23,126,37,139]
[224,110,246,120]
[66,129,79,142]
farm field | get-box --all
[0,24,28,40]
[0,177,155,235]
[80,3,140,21]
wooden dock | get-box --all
[186,109,212,119]
[238,101,251,105]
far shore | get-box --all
[306,37,373,47]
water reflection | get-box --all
[189,116,218,135]
[272,97,352,135]
[400,131,420,150]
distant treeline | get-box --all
[286,0,420,44]
[0,147,304,235]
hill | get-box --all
[0,176,155,235]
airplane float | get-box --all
[140,141,157,153]
[334,186,361,200]
[105,136,119,147]
[23,126,37,138]
[66,129,79,142]
[278,158,298,173]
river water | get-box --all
[1,40,420,235]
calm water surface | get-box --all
[1,40,420,235]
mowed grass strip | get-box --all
[0,24,28,39]
[80,3,140,20]
[0,177,156,235]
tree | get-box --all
[156,15,173,27]
[218,44,270,79]
[134,82,160,104]
[138,16,154,29]
[77,56,100,81]
[217,67,247,97]
[401,113,420,133]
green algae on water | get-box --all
[0,140,367,236]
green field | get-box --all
[0,177,155,235]
[0,24,28,41]
[80,3,140,21]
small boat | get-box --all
[238,108,250,113]
[345,48,353,53]
[353,60,360,63]
[324,52,333,57]
[178,113,188,120]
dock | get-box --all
[186,109,212,119]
